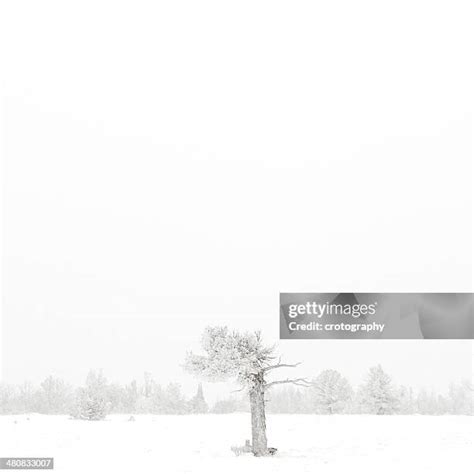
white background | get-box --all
[0,0,473,398]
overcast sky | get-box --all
[1,1,473,400]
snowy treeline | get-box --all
[1,366,472,417]
[266,366,473,416]
[0,371,208,418]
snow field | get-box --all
[0,413,472,474]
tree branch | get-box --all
[262,356,302,373]
[265,378,312,389]
[263,362,302,373]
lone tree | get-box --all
[184,326,310,456]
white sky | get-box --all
[1,0,473,400]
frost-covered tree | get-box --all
[38,376,73,414]
[0,383,17,414]
[162,383,187,414]
[311,370,352,414]
[358,365,399,415]
[136,373,159,413]
[184,326,309,456]
[397,385,415,415]
[416,389,439,415]
[17,381,36,413]
[143,372,154,398]
[124,380,139,413]
[448,380,473,415]
[105,383,128,413]
[72,370,108,420]
[436,394,449,415]
[149,384,165,413]
[189,383,208,414]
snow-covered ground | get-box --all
[0,414,472,473]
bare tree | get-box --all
[184,326,309,456]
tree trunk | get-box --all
[249,373,268,456]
